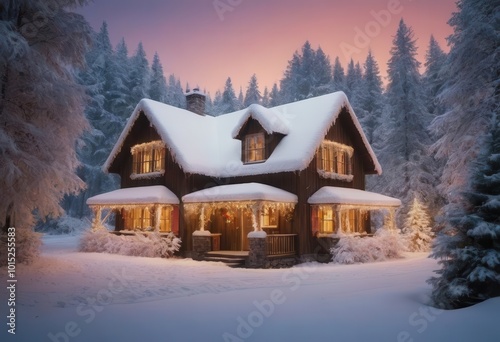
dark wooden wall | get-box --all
[108,107,374,256]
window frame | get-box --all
[317,140,354,181]
[130,141,166,179]
[261,207,278,228]
[244,133,266,164]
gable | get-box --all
[104,92,381,178]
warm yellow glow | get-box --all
[131,141,165,175]
[245,133,265,163]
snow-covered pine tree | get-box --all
[429,113,500,309]
[63,22,122,219]
[108,38,131,120]
[149,52,168,103]
[237,86,244,109]
[373,19,439,225]
[358,50,384,146]
[261,86,270,107]
[244,74,261,107]
[0,0,91,230]
[344,59,363,112]
[127,42,150,112]
[296,40,315,99]
[220,77,239,114]
[269,83,281,107]
[331,56,346,92]
[165,74,186,108]
[311,46,332,96]
[402,197,434,252]
[429,0,499,210]
[422,36,447,117]
[280,52,301,103]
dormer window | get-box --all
[131,140,165,179]
[244,133,265,163]
[317,140,354,182]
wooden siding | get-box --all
[108,106,374,256]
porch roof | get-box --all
[86,185,179,206]
[182,183,298,203]
[307,186,401,207]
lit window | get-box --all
[244,133,265,163]
[159,206,172,232]
[131,141,165,177]
[261,208,278,228]
[125,207,153,231]
[317,141,353,181]
[318,207,335,233]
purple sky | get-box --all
[79,0,457,96]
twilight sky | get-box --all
[79,0,457,96]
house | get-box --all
[86,90,401,267]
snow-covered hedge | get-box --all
[0,228,42,266]
[331,229,405,264]
[79,230,181,258]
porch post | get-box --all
[251,202,262,231]
[91,206,103,231]
[334,205,342,234]
[388,208,396,230]
[154,205,161,232]
[200,205,206,231]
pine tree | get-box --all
[429,113,500,309]
[429,0,499,208]
[358,50,384,146]
[261,86,270,107]
[108,38,131,119]
[220,77,239,114]
[311,46,332,96]
[297,40,315,99]
[0,0,91,229]
[62,22,122,218]
[165,74,186,108]
[280,52,301,103]
[269,83,281,107]
[373,19,438,225]
[244,74,261,107]
[331,57,346,92]
[402,197,434,252]
[428,0,500,310]
[149,52,168,103]
[237,86,244,109]
[422,36,447,117]
[128,42,150,111]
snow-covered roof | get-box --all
[86,185,179,206]
[232,104,290,137]
[104,92,381,178]
[182,183,298,203]
[308,186,401,207]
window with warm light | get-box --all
[131,141,165,177]
[318,206,335,233]
[159,206,172,232]
[261,208,278,228]
[244,133,265,163]
[124,207,153,231]
[317,140,353,180]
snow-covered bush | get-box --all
[402,197,434,252]
[0,228,42,266]
[331,229,405,264]
[79,230,181,258]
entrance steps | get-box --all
[204,251,248,268]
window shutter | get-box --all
[171,206,179,236]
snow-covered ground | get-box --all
[2,234,499,342]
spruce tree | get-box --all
[422,36,447,117]
[331,57,346,92]
[261,86,270,107]
[402,197,434,252]
[220,77,239,114]
[374,19,438,225]
[244,74,261,107]
[149,52,168,103]
[269,83,281,107]
[429,114,500,308]
[311,46,332,96]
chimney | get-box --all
[186,87,206,115]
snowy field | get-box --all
[2,234,499,342]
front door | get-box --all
[216,208,253,251]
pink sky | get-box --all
[79,0,456,96]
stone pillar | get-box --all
[192,230,212,260]
[247,231,267,268]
